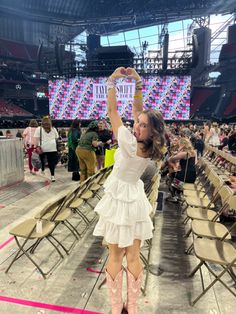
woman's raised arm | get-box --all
[107,67,126,138]
[126,67,143,123]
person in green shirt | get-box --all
[76,121,101,181]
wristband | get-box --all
[135,80,142,90]
[106,76,116,90]
[134,95,143,99]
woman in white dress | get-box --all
[93,67,165,314]
[208,122,220,147]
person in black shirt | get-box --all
[228,130,236,154]
[96,120,112,169]
[67,119,81,181]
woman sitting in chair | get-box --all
[167,138,197,202]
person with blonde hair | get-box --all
[93,67,165,314]
[167,137,197,202]
[23,119,38,174]
[208,122,220,147]
[34,116,59,182]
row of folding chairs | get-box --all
[140,172,161,295]
[205,144,236,164]
[204,144,236,174]
[5,166,113,279]
[179,150,236,305]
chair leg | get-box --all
[75,208,92,226]
[98,277,107,290]
[188,260,204,278]
[6,235,65,279]
[205,263,236,296]
[183,216,190,224]
[141,242,152,296]
[185,243,193,254]
[46,236,64,258]
[30,238,42,254]
[223,266,236,282]
[184,227,192,238]
[181,204,188,214]
[5,236,27,274]
[192,262,236,306]
[6,236,47,278]
[49,234,70,255]
[63,221,80,239]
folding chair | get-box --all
[145,173,159,197]
[98,165,113,185]
[69,175,99,229]
[34,187,82,255]
[139,187,159,295]
[5,197,66,279]
[186,192,235,254]
[88,167,110,199]
[181,171,220,213]
[183,179,232,238]
[183,167,211,199]
[70,166,113,225]
[189,238,236,305]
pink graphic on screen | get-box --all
[49,76,191,120]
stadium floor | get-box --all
[0,164,235,314]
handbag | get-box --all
[32,151,42,170]
[171,153,189,191]
[171,178,185,191]
[104,148,116,167]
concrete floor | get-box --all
[0,164,235,314]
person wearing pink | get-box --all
[23,119,38,174]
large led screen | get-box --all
[49,76,191,120]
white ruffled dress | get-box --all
[93,125,154,248]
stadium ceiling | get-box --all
[0,0,235,38]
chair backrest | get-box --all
[204,165,212,177]
[50,188,78,221]
[229,155,236,166]
[226,194,236,211]
[218,185,233,204]
[38,196,66,219]
[208,171,224,189]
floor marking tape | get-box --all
[0,295,103,314]
[86,267,104,274]
[0,237,14,250]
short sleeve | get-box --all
[117,125,137,158]
[23,127,28,137]
[53,128,59,139]
[92,132,98,141]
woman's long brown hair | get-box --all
[141,109,165,160]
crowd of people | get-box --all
[160,121,236,202]
[16,116,114,183]
[1,103,236,192]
